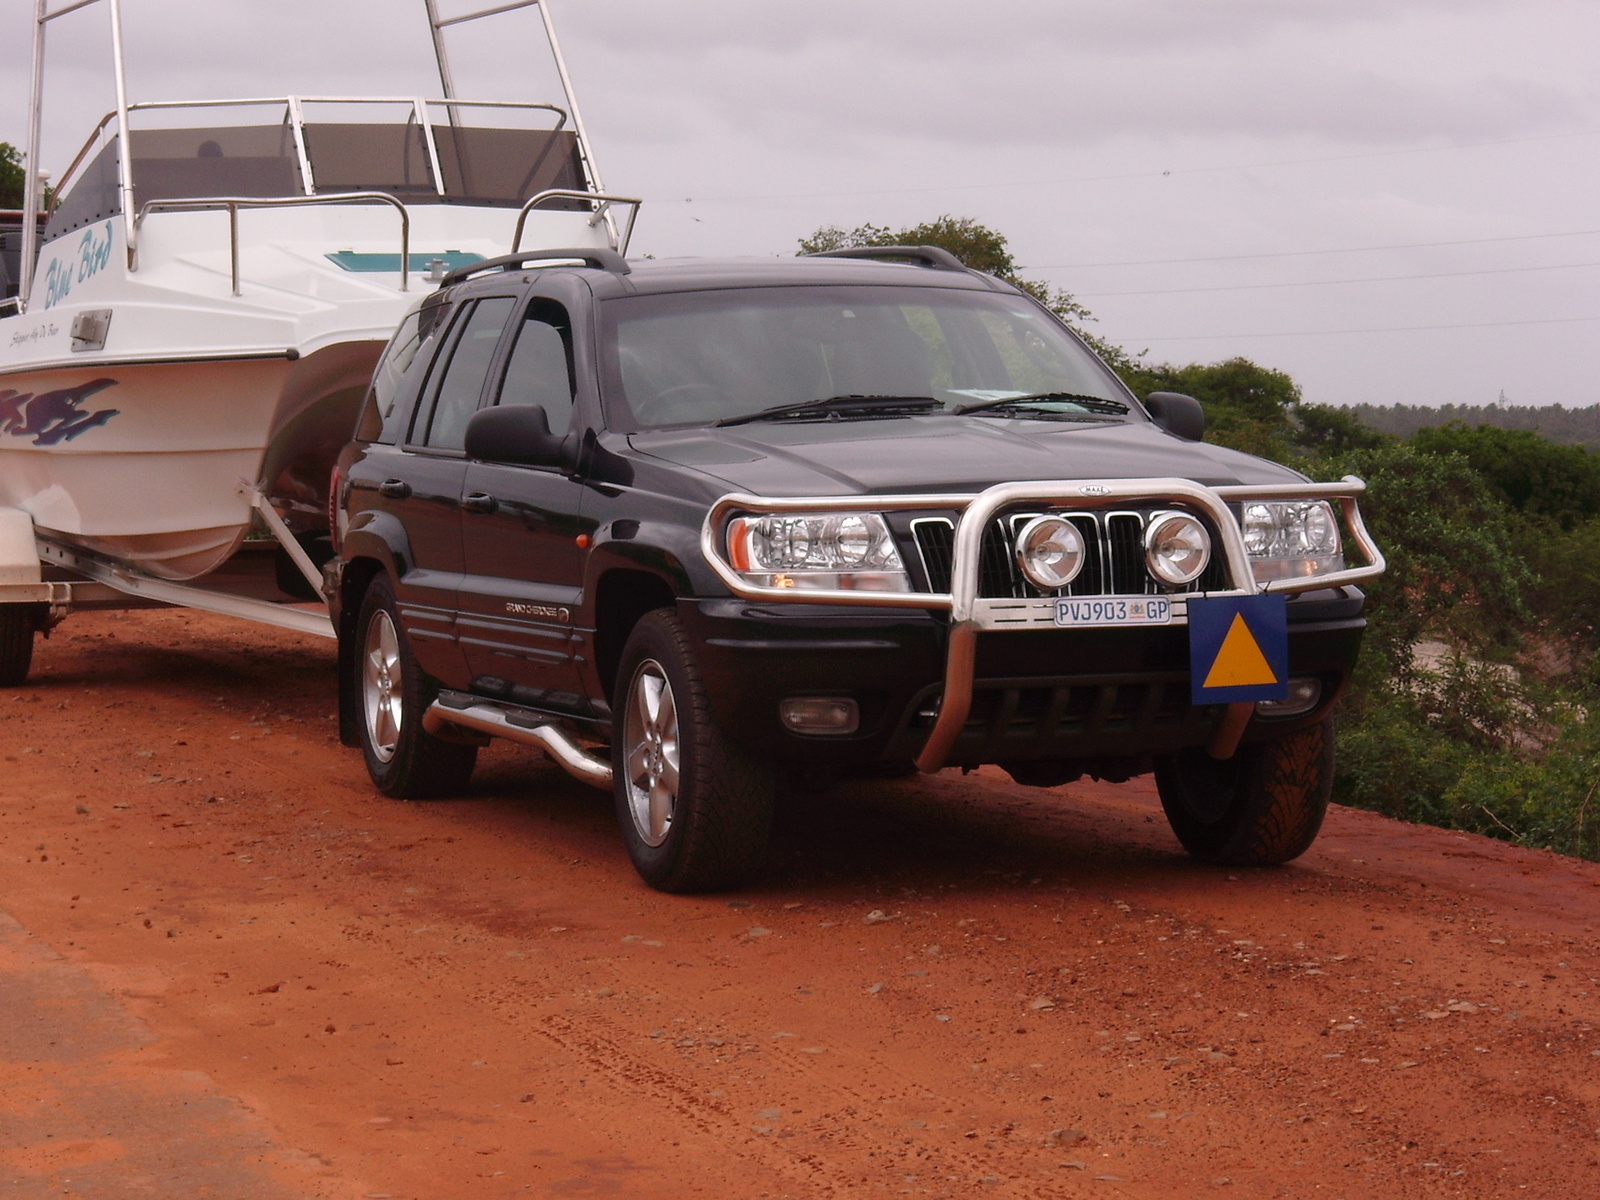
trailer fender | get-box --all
[0,509,42,587]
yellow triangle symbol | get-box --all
[1203,613,1279,688]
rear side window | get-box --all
[358,300,447,444]
[414,296,517,450]
[495,300,576,435]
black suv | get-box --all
[328,246,1384,892]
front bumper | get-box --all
[697,476,1385,772]
[684,591,1364,771]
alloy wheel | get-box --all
[623,659,680,847]
[363,609,403,763]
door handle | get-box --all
[461,492,499,515]
[378,478,412,499]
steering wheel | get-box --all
[634,382,738,425]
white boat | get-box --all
[0,0,638,581]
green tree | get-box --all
[0,142,24,209]
[800,216,1016,277]
[1520,516,1600,656]
[1119,359,1396,462]
[1294,402,1393,456]
[1315,442,1552,847]
[1347,402,1600,453]
[1318,442,1529,673]
[1119,356,1305,459]
[1409,423,1600,531]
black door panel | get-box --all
[457,460,589,707]
[344,445,468,683]
[456,297,592,710]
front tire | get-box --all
[1155,715,1333,866]
[613,610,775,893]
[0,604,36,687]
[355,576,477,798]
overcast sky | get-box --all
[3,0,1596,408]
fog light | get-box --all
[780,696,860,735]
[1015,515,1085,590]
[1144,512,1211,585]
[1255,677,1322,718]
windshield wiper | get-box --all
[715,394,942,428]
[951,392,1130,417]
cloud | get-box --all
[6,0,1589,157]
[573,38,1582,157]
[561,0,1591,154]
[562,0,1509,58]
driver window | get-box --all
[496,300,576,435]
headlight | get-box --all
[1241,501,1344,582]
[1144,512,1211,585]
[1015,515,1085,590]
[727,512,910,592]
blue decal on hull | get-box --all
[0,379,120,446]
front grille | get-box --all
[910,510,1232,598]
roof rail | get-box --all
[805,245,968,271]
[441,247,631,287]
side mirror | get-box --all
[1144,392,1206,441]
[464,404,569,467]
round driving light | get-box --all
[1015,515,1086,590]
[1144,512,1211,585]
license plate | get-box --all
[1054,596,1172,627]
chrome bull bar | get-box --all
[700,475,1386,774]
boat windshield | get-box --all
[600,285,1137,430]
[44,120,586,241]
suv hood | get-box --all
[628,416,1307,496]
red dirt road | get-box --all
[2,608,1598,1199]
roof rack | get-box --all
[440,247,631,287]
[805,245,968,271]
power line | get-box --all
[1076,259,1600,299]
[684,128,1599,205]
[1133,314,1600,342]
[1029,227,1600,271]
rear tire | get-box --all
[355,576,477,798]
[0,604,36,687]
[1155,715,1333,866]
[613,610,775,893]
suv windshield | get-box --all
[600,285,1135,429]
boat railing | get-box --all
[513,190,643,254]
[136,193,412,295]
[49,96,573,215]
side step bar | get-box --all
[422,697,613,790]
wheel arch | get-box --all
[592,566,679,705]
[335,554,387,748]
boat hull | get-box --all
[0,346,380,579]
[2,199,615,582]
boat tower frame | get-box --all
[16,0,611,314]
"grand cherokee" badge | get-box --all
[505,602,570,622]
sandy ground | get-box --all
[1,608,1597,1200]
